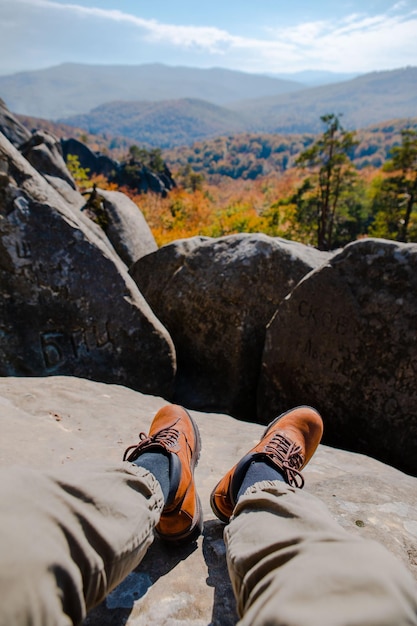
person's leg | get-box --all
[211,406,417,626]
[0,404,202,626]
[0,461,163,626]
[226,481,417,626]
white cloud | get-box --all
[392,1,408,9]
[3,0,417,73]
[259,7,417,72]
[10,0,236,51]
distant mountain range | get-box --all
[59,67,417,148]
[0,62,304,119]
[229,67,417,134]
[1,63,416,149]
[59,98,251,149]
[268,70,360,86]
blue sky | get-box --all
[0,0,416,76]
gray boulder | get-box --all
[20,130,76,189]
[258,238,417,475]
[0,131,175,397]
[131,233,330,420]
[83,188,158,267]
[130,235,210,297]
[43,174,85,212]
[0,98,31,147]
[19,130,86,211]
[0,101,83,210]
[61,138,176,197]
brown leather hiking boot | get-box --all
[210,406,323,523]
[123,405,203,542]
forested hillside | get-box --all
[59,99,251,149]
[164,118,417,181]
[19,107,415,253]
[18,112,417,182]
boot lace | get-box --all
[123,420,180,462]
[264,433,305,488]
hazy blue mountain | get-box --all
[229,67,417,134]
[269,70,361,85]
[59,67,417,148]
[61,98,251,148]
[0,63,304,119]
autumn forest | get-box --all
[59,112,417,251]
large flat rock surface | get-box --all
[0,376,416,625]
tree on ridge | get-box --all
[296,114,358,250]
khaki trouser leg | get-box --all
[225,480,417,626]
[0,461,164,626]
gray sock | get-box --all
[133,451,171,503]
[237,459,285,501]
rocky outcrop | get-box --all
[0,131,175,397]
[0,376,415,626]
[0,98,31,147]
[20,130,76,188]
[131,234,330,420]
[114,162,175,197]
[19,129,86,210]
[0,105,84,211]
[61,137,117,178]
[61,137,176,197]
[258,238,417,475]
[82,188,157,267]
